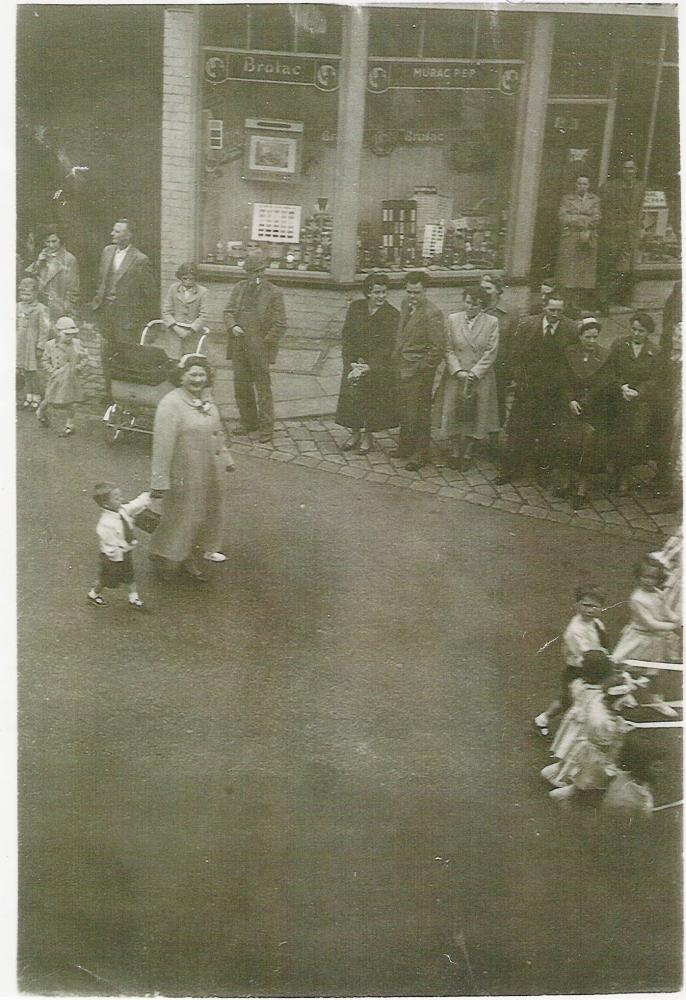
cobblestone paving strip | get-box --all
[231,419,679,545]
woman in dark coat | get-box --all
[607,311,660,493]
[558,317,612,509]
[335,272,399,454]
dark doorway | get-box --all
[530,101,609,284]
[16,5,164,297]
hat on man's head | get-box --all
[243,250,270,274]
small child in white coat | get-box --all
[88,482,151,609]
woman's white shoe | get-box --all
[203,551,227,563]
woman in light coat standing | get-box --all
[149,355,233,581]
[557,174,602,311]
[433,285,499,469]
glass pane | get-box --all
[201,6,249,50]
[610,59,657,173]
[295,4,343,55]
[639,65,680,264]
[369,8,422,58]
[358,86,517,272]
[550,14,618,96]
[249,4,294,52]
[475,11,527,60]
[423,10,475,59]
[200,75,338,272]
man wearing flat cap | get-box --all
[224,249,286,442]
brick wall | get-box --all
[160,7,197,309]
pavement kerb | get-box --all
[80,406,678,546]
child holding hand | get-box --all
[88,482,151,610]
[533,585,609,738]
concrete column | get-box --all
[160,6,200,308]
[330,7,369,283]
[506,14,555,280]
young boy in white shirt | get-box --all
[533,585,609,738]
[88,481,151,609]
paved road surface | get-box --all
[18,414,681,996]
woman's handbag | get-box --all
[454,377,477,422]
[577,229,591,246]
[135,508,161,534]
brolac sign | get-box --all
[204,50,340,91]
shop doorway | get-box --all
[530,100,610,284]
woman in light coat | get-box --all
[160,262,210,359]
[557,174,601,310]
[150,355,233,581]
[25,227,80,323]
[433,285,499,469]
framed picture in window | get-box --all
[244,119,303,182]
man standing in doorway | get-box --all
[598,158,645,310]
[390,271,446,472]
[224,250,286,444]
[90,219,155,398]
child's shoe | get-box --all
[87,591,107,607]
[128,596,146,610]
[541,762,562,785]
[549,784,576,801]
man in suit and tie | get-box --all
[91,219,155,397]
[496,296,578,486]
[390,271,446,471]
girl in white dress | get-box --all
[541,650,628,801]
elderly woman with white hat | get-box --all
[223,249,287,443]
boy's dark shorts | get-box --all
[99,551,134,588]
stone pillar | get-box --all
[506,14,555,280]
[330,7,369,283]
[160,6,200,309]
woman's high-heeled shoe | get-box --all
[342,435,361,452]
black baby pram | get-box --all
[102,320,208,444]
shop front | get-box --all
[160,3,679,332]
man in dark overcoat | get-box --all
[497,296,578,485]
[390,271,446,471]
[598,159,645,309]
[224,250,286,443]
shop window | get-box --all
[369,8,422,58]
[294,6,342,55]
[201,6,249,49]
[249,4,294,52]
[357,84,517,273]
[639,65,680,265]
[549,14,617,97]
[422,10,475,59]
[475,11,526,60]
[201,66,338,271]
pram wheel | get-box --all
[104,402,124,445]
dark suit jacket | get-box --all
[393,296,446,380]
[91,244,155,335]
[224,279,287,364]
[608,336,659,396]
[512,313,578,391]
